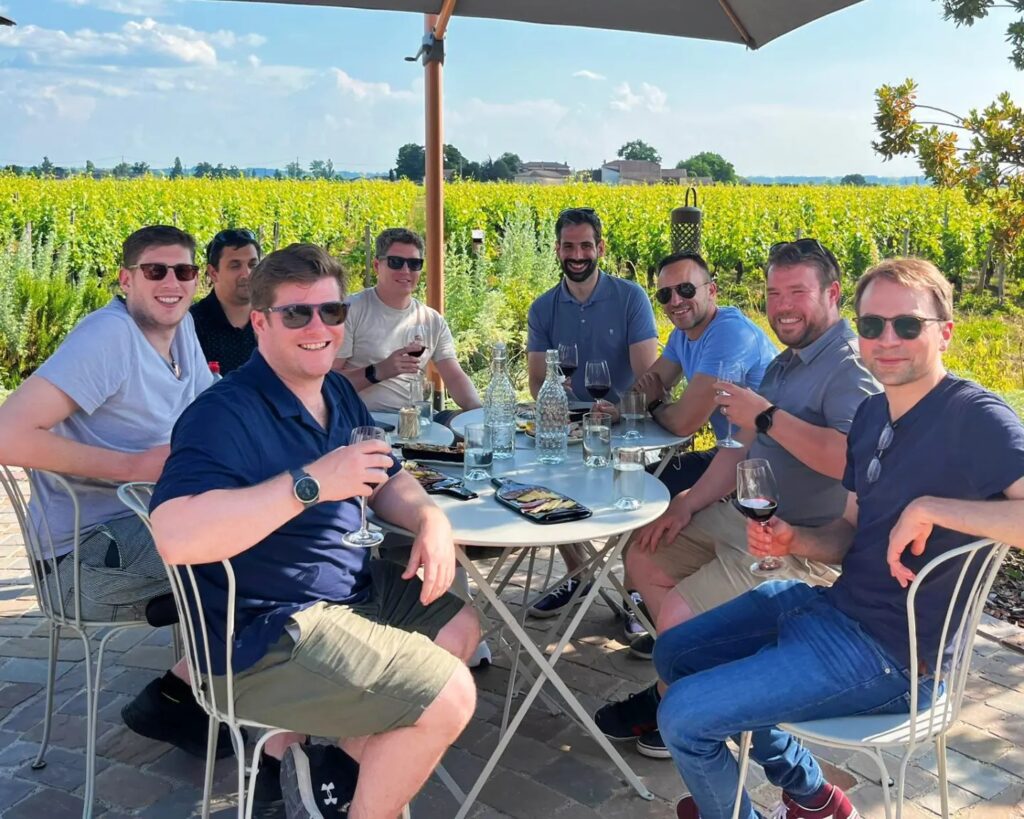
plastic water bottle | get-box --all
[535,349,568,464]
[484,341,517,460]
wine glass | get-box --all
[405,324,428,358]
[558,343,579,380]
[716,361,744,449]
[585,360,611,402]
[341,426,388,548]
[735,458,782,575]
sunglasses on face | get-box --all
[855,314,945,340]
[129,263,200,282]
[262,301,349,329]
[655,281,711,304]
[381,255,424,272]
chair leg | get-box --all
[935,735,951,819]
[730,731,752,819]
[31,621,60,770]
[78,630,97,819]
[201,717,218,819]
[868,749,894,819]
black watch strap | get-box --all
[646,398,664,415]
[756,405,779,434]
[365,364,380,384]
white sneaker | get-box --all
[468,640,492,669]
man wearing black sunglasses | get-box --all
[0,225,235,760]
[190,227,261,375]
[334,227,480,418]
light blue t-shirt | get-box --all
[30,297,214,558]
[527,272,658,404]
[662,306,778,439]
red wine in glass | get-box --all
[408,346,426,358]
[587,384,610,400]
[736,459,783,576]
[735,497,778,523]
[560,364,578,379]
[585,360,611,403]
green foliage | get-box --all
[841,174,870,186]
[395,144,426,182]
[617,140,661,164]
[676,152,738,183]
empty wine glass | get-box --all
[405,324,428,358]
[735,458,782,575]
[585,360,611,402]
[716,361,744,449]
[341,426,388,548]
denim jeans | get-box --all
[653,580,933,819]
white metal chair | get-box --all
[729,538,1010,819]
[0,466,160,819]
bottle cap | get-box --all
[208,361,221,375]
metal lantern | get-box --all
[671,187,702,254]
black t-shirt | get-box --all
[189,291,256,375]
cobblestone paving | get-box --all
[1,477,1023,817]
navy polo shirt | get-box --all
[827,376,1024,670]
[152,351,401,673]
[527,271,657,404]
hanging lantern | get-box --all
[671,187,702,255]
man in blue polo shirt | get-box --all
[151,243,479,818]
[656,257,1024,819]
[526,207,659,616]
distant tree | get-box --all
[111,161,132,179]
[676,151,737,183]
[395,143,426,182]
[617,140,661,164]
[309,159,336,180]
[130,161,150,178]
[3,165,25,176]
[840,173,869,186]
[497,152,522,174]
[274,168,284,181]
[193,161,215,178]
[285,160,305,180]
[388,168,396,182]
[84,160,97,178]
[170,156,184,179]
[488,158,515,181]
[36,156,57,178]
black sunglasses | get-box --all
[856,315,946,341]
[129,262,200,282]
[866,422,895,484]
[655,281,711,305]
[381,255,424,272]
[769,238,833,258]
[262,301,349,329]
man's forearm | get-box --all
[443,369,482,411]
[0,428,144,483]
[789,518,856,564]
[370,471,444,534]
[766,411,848,480]
[679,445,748,514]
[653,399,711,438]
[912,496,1024,550]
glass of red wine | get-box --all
[405,324,427,358]
[341,426,388,548]
[585,360,611,402]
[735,458,782,575]
[558,343,578,380]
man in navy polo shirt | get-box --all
[655,257,1024,819]
[151,243,479,818]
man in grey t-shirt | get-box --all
[0,225,230,760]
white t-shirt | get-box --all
[338,287,456,412]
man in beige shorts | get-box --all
[593,239,878,760]
[151,243,479,819]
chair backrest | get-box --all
[906,538,1009,746]
[117,481,242,725]
[0,464,89,625]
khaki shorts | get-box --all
[652,500,840,616]
[214,560,466,739]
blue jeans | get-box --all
[653,580,932,819]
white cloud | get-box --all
[572,69,605,81]
[610,81,667,113]
[332,68,417,102]
[60,0,176,16]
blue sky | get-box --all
[0,0,1022,176]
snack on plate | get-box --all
[402,461,447,486]
[523,421,583,442]
[491,478,592,524]
[400,441,465,463]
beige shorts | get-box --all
[213,559,466,739]
[652,500,839,616]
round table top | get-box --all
[371,412,455,447]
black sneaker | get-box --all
[636,729,671,759]
[281,742,359,818]
[629,633,655,661]
[253,753,286,818]
[594,684,660,741]
[527,578,592,618]
[622,590,650,642]
[121,671,243,759]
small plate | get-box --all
[523,421,584,444]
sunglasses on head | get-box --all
[769,238,831,257]
[262,301,349,329]
[129,262,200,282]
[655,281,711,305]
[855,314,945,340]
[381,255,424,272]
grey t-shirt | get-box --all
[750,319,879,527]
[30,298,214,557]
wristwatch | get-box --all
[364,364,380,384]
[755,405,780,435]
[290,468,320,507]
[646,398,664,415]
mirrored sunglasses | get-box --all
[130,263,200,282]
[382,255,424,272]
[866,422,895,484]
[856,315,945,341]
[655,281,710,304]
[263,301,349,329]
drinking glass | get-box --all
[735,458,782,575]
[585,360,612,402]
[409,373,433,430]
[612,446,644,510]
[341,426,388,548]
[558,343,579,380]
[405,324,428,358]
[621,389,646,440]
[716,362,744,449]
[463,423,494,483]
[583,411,611,468]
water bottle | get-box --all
[535,349,569,464]
[484,341,517,460]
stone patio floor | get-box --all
[1,477,1024,818]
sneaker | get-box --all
[629,633,655,661]
[593,683,659,740]
[636,728,671,759]
[468,639,492,669]
[281,742,359,818]
[527,578,592,618]
[777,783,860,819]
[253,753,285,817]
[622,590,650,642]
[121,671,243,759]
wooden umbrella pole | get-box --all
[423,12,444,318]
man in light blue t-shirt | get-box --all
[634,251,777,496]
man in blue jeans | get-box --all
[657,257,1024,819]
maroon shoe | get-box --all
[676,796,701,819]
[781,783,860,819]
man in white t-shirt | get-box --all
[333,228,481,418]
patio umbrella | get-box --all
[226,0,867,313]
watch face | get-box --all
[295,476,319,504]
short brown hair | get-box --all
[854,257,953,321]
[375,228,423,258]
[249,243,345,311]
[122,225,196,268]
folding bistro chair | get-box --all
[730,538,1010,819]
